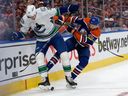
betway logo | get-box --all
[98,35,128,52]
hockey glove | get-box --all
[11,32,25,40]
[59,4,79,14]
[68,4,79,13]
[50,16,63,25]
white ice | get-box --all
[11,60,128,96]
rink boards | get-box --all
[0,31,128,96]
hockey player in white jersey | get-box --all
[12,4,79,90]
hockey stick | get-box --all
[51,14,124,58]
[87,37,124,58]
[58,16,124,58]
[20,64,30,72]
[20,13,72,73]
[19,40,50,72]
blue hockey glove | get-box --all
[11,32,25,40]
[68,4,79,13]
[59,4,79,14]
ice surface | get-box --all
[11,60,128,96]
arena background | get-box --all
[0,0,128,96]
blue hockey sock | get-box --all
[47,55,59,71]
[71,65,83,79]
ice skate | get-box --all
[65,76,77,89]
[38,77,54,91]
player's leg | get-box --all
[47,52,60,71]
[51,33,77,87]
[72,46,90,80]
[35,41,53,90]
[47,36,77,71]
[61,37,78,87]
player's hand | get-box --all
[68,4,79,13]
[50,16,63,25]
[11,32,25,40]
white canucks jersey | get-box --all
[20,7,59,42]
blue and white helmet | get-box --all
[90,16,100,25]
[26,5,36,17]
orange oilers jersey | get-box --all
[73,17,101,46]
[54,15,101,46]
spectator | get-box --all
[0,0,128,40]
[0,21,13,40]
[54,0,63,7]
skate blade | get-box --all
[38,85,54,91]
[66,84,76,89]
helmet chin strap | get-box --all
[31,15,36,20]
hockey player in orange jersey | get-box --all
[47,15,101,81]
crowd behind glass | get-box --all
[0,0,127,40]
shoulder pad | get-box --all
[37,7,47,12]
[20,15,29,26]
[91,28,101,38]
[83,17,90,23]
